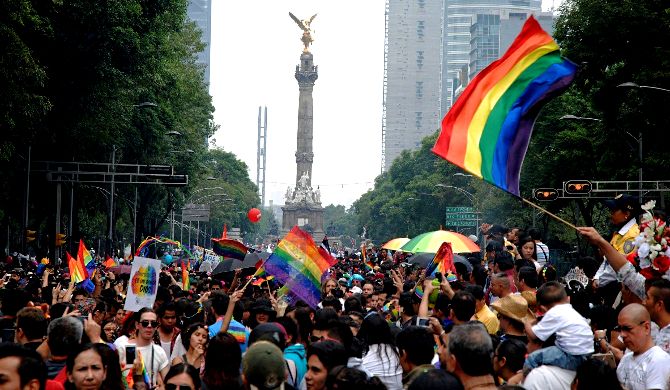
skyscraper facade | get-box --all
[187,0,212,86]
[382,0,443,172]
[382,0,546,171]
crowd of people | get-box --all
[0,194,669,390]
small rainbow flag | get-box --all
[181,261,190,291]
[67,252,86,284]
[104,256,117,269]
[211,237,248,260]
[364,261,374,272]
[426,242,456,277]
[432,16,577,196]
[264,226,337,308]
[78,240,95,277]
[125,349,151,388]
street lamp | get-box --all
[434,184,479,235]
[453,172,473,178]
[617,82,670,94]
[559,114,601,122]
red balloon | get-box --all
[247,208,262,223]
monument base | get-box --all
[281,203,324,241]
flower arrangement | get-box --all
[629,200,670,280]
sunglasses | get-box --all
[614,320,647,333]
[140,320,159,328]
[165,384,193,390]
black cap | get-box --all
[604,194,641,214]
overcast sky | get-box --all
[209,0,561,208]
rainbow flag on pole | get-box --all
[264,226,337,308]
[67,252,86,284]
[425,242,456,277]
[432,16,577,196]
[211,237,248,260]
[78,240,95,277]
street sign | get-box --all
[182,204,210,222]
[445,213,478,220]
[444,206,474,213]
[444,220,478,227]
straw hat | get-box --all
[491,294,535,323]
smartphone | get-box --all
[416,317,430,327]
[77,298,97,316]
[434,272,442,281]
[126,346,136,365]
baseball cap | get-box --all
[243,341,286,390]
[604,194,641,214]
[349,286,362,294]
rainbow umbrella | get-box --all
[400,230,479,254]
[381,237,411,251]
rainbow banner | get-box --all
[432,16,577,196]
[103,256,117,269]
[264,226,337,308]
[211,237,248,260]
[426,242,456,277]
[67,252,86,284]
[135,236,196,259]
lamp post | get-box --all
[617,82,670,202]
[434,184,479,235]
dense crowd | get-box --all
[0,194,669,390]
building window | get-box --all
[297,218,309,226]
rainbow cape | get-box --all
[67,252,86,284]
[432,16,577,196]
[211,237,248,261]
[125,349,150,388]
[425,242,456,277]
[264,226,337,308]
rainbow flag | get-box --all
[67,252,86,284]
[211,237,248,260]
[181,262,190,291]
[103,256,117,269]
[264,226,337,308]
[425,242,456,277]
[78,240,95,277]
[126,349,150,388]
[432,16,577,196]
[364,261,374,272]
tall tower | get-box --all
[282,13,324,239]
[294,52,318,186]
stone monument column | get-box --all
[295,52,318,186]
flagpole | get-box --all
[241,261,266,290]
[521,198,577,230]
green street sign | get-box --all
[444,220,478,227]
[444,206,474,213]
[445,213,478,220]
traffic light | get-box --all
[564,180,592,195]
[26,230,36,243]
[55,233,67,247]
[534,188,559,201]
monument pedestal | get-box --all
[281,203,324,240]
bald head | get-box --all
[493,273,510,288]
[619,303,650,323]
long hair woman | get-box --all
[357,312,402,390]
[202,332,243,390]
[164,363,202,390]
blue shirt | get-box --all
[209,317,250,353]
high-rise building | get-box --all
[441,0,542,113]
[382,0,443,172]
[186,0,212,86]
[382,0,544,171]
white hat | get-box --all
[349,286,362,294]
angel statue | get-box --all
[289,12,317,52]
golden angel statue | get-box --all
[289,12,317,52]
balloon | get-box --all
[247,208,262,223]
[163,254,173,265]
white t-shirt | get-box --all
[617,346,670,390]
[117,340,169,387]
[170,334,186,361]
[362,344,402,390]
[523,365,575,390]
[535,242,550,265]
[531,303,594,355]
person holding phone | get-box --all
[117,308,169,388]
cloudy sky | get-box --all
[209,0,561,208]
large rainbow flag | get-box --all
[432,16,577,196]
[264,226,337,308]
[211,237,248,261]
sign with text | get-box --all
[444,206,474,213]
[124,256,161,312]
[444,220,478,227]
